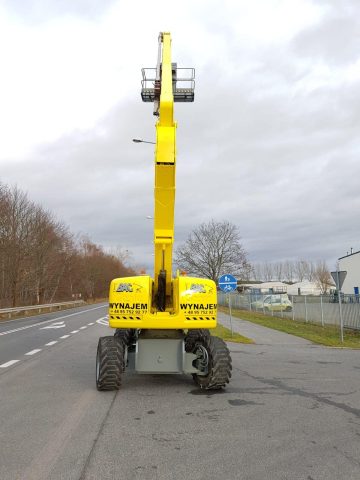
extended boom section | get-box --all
[97,32,232,391]
[154,32,176,306]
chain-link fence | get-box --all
[218,292,360,331]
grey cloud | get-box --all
[2,3,360,271]
[1,0,117,23]
[292,8,360,65]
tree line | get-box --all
[0,184,133,308]
[251,260,332,293]
[175,220,332,293]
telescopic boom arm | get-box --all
[153,32,177,309]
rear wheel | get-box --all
[114,328,137,346]
[185,329,210,352]
[96,336,124,391]
[192,335,232,390]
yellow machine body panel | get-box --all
[109,275,217,330]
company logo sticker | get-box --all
[116,283,133,292]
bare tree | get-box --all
[174,220,250,282]
[314,260,332,294]
[27,206,72,304]
[0,184,10,305]
[274,261,283,281]
[253,259,331,288]
[251,263,263,282]
[283,260,294,283]
[241,262,253,282]
[294,260,309,282]
[262,262,273,282]
[299,260,315,282]
[0,185,35,306]
[307,261,316,282]
[106,246,132,267]
[73,237,135,301]
[0,182,135,307]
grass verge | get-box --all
[212,322,254,344]
[219,306,360,348]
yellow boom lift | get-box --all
[96,33,232,390]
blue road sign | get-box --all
[218,274,237,292]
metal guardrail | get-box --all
[0,300,86,319]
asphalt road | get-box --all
[0,306,360,479]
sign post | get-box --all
[331,270,347,343]
[218,274,237,336]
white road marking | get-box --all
[96,317,109,326]
[70,330,79,334]
[0,305,106,337]
[0,360,20,368]
[45,341,58,346]
[87,322,94,326]
[80,326,87,330]
[40,321,65,330]
[60,335,70,339]
[25,349,42,356]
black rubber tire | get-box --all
[114,328,137,345]
[96,336,124,391]
[192,335,232,390]
[114,329,130,344]
[128,329,137,344]
[185,329,210,352]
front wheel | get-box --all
[192,336,232,390]
[96,336,124,391]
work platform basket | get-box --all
[141,64,195,103]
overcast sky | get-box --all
[0,0,359,272]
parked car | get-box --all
[251,294,293,312]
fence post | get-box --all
[320,295,324,327]
[228,293,233,337]
[336,270,344,343]
[305,295,308,323]
[292,295,295,321]
[262,294,265,315]
[338,294,344,343]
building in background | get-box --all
[287,281,322,296]
[239,280,332,296]
[338,250,360,295]
[238,281,287,294]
